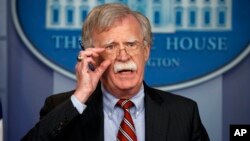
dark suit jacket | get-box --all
[22,83,209,141]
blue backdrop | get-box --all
[1,0,250,141]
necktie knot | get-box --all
[117,99,134,110]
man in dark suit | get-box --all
[22,3,209,141]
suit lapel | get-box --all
[144,84,170,141]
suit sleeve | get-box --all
[191,102,210,141]
[21,97,79,141]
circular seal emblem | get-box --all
[12,0,250,90]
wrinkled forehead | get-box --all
[94,15,143,44]
[95,14,142,34]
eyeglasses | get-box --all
[101,41,145,59]
[79,40,145,59]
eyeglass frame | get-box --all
[79,40,147,59]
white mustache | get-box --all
[114,60,137,73]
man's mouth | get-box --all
[117,69,134,74]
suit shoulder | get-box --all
[40,90,75,118]
[147,86,197,107]
[46,90,75,103]
[151,88,199,118]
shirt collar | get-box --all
[102,84,145,117]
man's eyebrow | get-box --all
[124,40,139,45]
[123,39,139,43]
[103,42,118,47]
[104,39,114,44]
[101,39,139,46]
[126,38,137,42]
[101,40,116,46]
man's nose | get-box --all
[116,47,130,61]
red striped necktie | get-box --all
[116,99,137,141]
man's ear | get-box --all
[143,45,150,61]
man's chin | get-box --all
[114,77,143,92]
[114,81,135,89]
